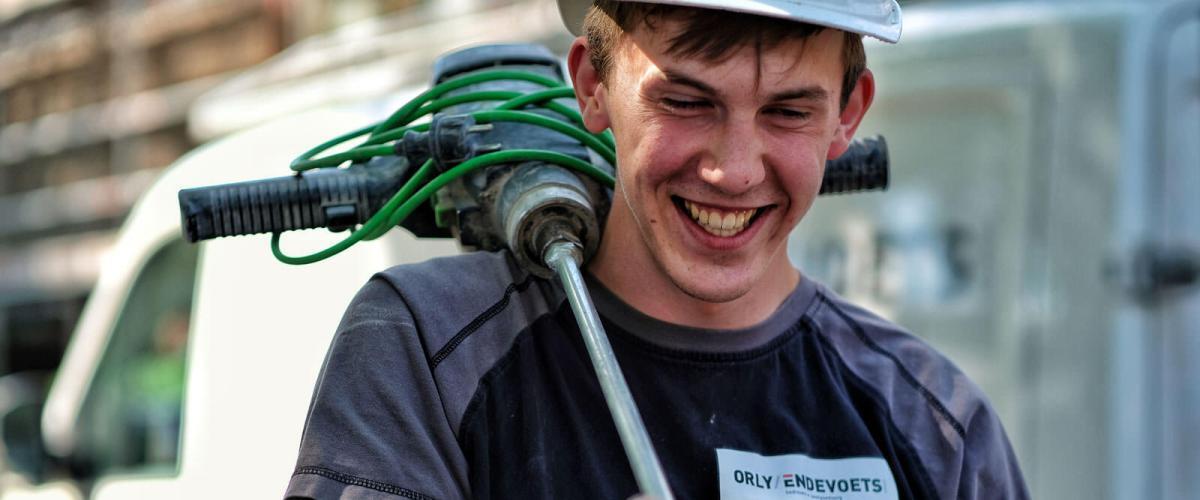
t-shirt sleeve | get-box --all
[955,398,1030,500]
[285,275,468,500]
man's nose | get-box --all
[699,118,766,194]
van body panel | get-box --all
[16,108,458,500]
[790,3,1199,499]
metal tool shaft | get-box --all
[544,241,675,500]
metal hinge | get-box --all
[1117,243,1200,302]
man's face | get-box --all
[576,18,868,306]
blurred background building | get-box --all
[0,0,431,390]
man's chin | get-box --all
[650,246,769,304]
[667,271,756,304]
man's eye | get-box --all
[766,108,811,120]
[662,98,710,110]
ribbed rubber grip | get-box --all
[820,135,889,195]
[178,136,888,243]
[178,159,407,242]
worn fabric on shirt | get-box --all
[284,250,1028,500]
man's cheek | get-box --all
[627,140,676,185]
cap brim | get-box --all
[555,0,900,43]
[557,0,590,37]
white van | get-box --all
[0,107,458,500]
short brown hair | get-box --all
[584,0,866,110]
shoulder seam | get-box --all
[816,294,968,439]
[429,275,537,370]
[454,309,543,444]
[293,466,437,500]
[806,319,943,497]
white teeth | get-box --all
[682,199,759,237]
[721,213,735,230]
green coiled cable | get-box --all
[272,69,617,265]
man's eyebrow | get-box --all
[660,70,830,104]
[769,86,829,103]
[660,70,719,96]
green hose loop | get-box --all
[293,71,563,169]
[272,150,612,265]
[371,70,562,138]
[408,90,522,124]
[495,87,614,150]
[289,145,395,172]
[276,69,617,265]
[290,123,376,171]
[471,110,616,166]
[353,123,432,152]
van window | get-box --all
[72,238,198,478]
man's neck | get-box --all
[586,231,801,330]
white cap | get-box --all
[556,0,902,43]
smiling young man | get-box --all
[573,4,866,329]
[285,1,1028,499]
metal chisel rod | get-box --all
[544,240,675,500]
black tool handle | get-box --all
[178,137,890,243]
[820,135,889,195]
[178,157,408,243]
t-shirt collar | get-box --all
[583,273,819,354]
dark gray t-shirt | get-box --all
[285,250,1027,500]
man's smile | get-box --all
[672,196,774,238]
[574,12,861,318]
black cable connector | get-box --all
[393,114,494,172]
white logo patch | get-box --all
[716,448,898,499]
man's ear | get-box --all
[568,37,611,133]
[826,69,875,160]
